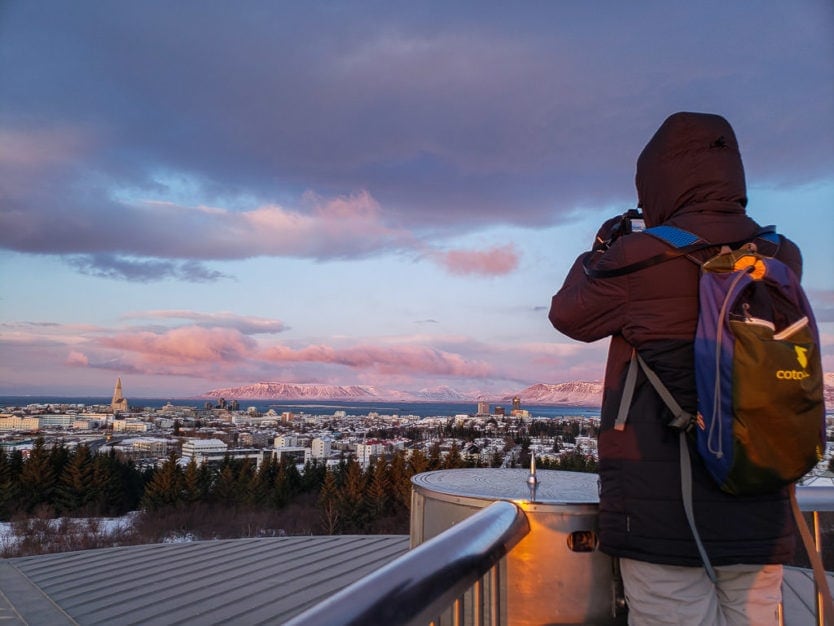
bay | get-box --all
[0,396,600,419]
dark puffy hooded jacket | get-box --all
[550,112,802,567]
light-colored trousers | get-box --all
[620,558,783,626]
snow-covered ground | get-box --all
[0,513,139,555]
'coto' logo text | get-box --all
[776,370,810,380]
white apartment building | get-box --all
[182,438,227,459]
[183,438,265,469]
[274,435,299,448]
[131,437,171,456]
[356,441,384,466]
[0,417,41,431]
[111,418,150,433]
[37,414,75,428]
[311,437,332,460]
[232,413,268,426]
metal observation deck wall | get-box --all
[410,468,620,625]
[289,470,834,626]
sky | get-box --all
[0,1,832,398]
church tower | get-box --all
[111,377,129,413]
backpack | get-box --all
[640,225,826,496]
[587,225,828,589]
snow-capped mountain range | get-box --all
[204,374,834,408]
[202,381,604,406]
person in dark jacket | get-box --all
[550,112,801,625]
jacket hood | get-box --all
[635,112,747,226]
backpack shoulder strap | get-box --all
[583,225,778,279]
[644,225,703,248]
[615,349,716,582]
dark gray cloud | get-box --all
[1,1,832,265]
[65,254,228,283]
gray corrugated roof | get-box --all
[2,538,832,625]
[2,535,409,625]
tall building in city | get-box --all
[512,396,521,411]
[111,377,128,413]
[311,436,332,460]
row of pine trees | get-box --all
[1,437,596,535]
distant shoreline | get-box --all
[0,396,602,419]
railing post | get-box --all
[472,577,484,626]
[490,564,500,626]
[453,597,463,626]
[815,509,824,626]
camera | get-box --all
[616,208,645,235]
[597,209,645,251]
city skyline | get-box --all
[1,2,832,397]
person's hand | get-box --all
[592,215,625,251]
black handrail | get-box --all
[285,500,530,626]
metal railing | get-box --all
[795,486,834,626]
[288,485,834,626]
[285,500,530,626]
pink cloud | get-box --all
[98,326,256,365]
[259,343,494,377]
[433,244,519,276]
[0,127,91,168]
[121,310,287,334]
[65,350,89,366]
[142,190,415,260]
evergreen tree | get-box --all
[366,458,391,520]
[234,458,257,505]
[141,453,184,511]
[212,463,241,507]
[518,439,532,470]
[273,457,302,508]
[338,457,368,532]
[119,458,147,513]
[300,459,326,494]
[318,468,341,534]
[91,448,132,515]
[182,458,211,503]
[443,442,465,469]
[408,448,430,476]
[18,437,56,513]
[0,447,22,520]
[247,455,276,508]
[48,442,71,484]
[427,442,442,470]
[56,444,94,514]
[388,450,412,513]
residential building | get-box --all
[311,437,332,460]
